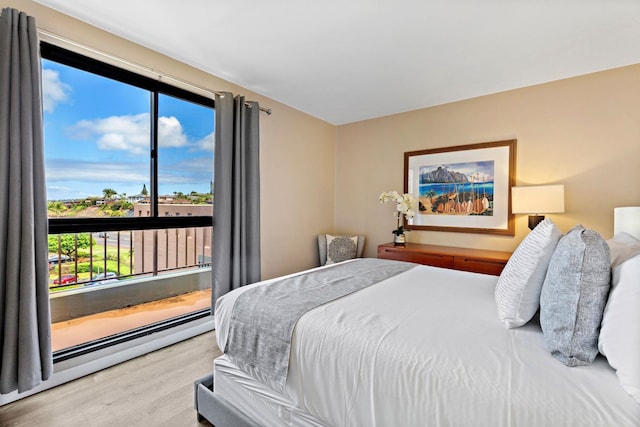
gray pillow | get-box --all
[540,225,611,366]
[325,235,358,264]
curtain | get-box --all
[211,92,261,307]
[0,8,52,393]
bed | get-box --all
[195,252,640,426]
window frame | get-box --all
[40,42,215,235]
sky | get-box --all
[41,59,215,201]
[420,161,494,183]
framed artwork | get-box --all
[404,139,516,235]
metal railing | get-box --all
[48,226,212,292]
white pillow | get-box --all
[495,218,562,328]
[598,254,640,403]
[607,232,640,268]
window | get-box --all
[41,42,214,359]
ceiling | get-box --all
[34,1,640,125]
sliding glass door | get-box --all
[41,43,214,357]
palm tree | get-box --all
[102,188,117,199]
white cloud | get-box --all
[41,69,71,112]
[68,114,199,155]
[174,157,212,173]
[194,131,214,152]
[47,159,149,183]
[157,156,213,189]
[46,158,149,200]
[69,113,150,155]
[157,172,206,185]
[46,184,73,193]
[158,116,188,147]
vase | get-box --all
[393,232,406,246]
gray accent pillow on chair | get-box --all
[540,225,611,366]
[318,234,365,266]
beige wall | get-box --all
[336,65,640,257]
[6,1,640,273]
[5,0,337,279]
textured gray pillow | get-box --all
[318,234,365,266]
[326,234,358,264]
[540,225,611,366]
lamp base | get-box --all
[528,215,545,230]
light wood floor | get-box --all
[0,331,222,427]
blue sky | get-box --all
[421,161,494,183]
[42,59,214,201]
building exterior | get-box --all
[133,203,213,275]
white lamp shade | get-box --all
[614,207,640,240]
[511,185,565,214]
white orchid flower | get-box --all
[380,190,417,222]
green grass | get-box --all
[75,259,131,278]
[50,244,133,290]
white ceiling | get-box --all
[34,1,640,125]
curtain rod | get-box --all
[38,29,272,115]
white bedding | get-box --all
[215,261,640,427]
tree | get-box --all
[48,233,93,258]
[48,201,67,217]
[102,188,117,199]
[141,184,148,196]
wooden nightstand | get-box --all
[377,243,512,276]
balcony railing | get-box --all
[46,199,214,354]
[48,226,212,292]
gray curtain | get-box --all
[212,92,261,307]
[0,8,52,393]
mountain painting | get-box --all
[418,160,495,216]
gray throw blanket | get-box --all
[224,258,416,392]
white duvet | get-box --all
[215,262,640,427]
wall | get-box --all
[335,65,640,256]
[5,1,640,270]
[4,0,337,279]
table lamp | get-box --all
[614,206,640,239]
[512,185,565,230]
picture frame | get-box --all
[404,139,516,235]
